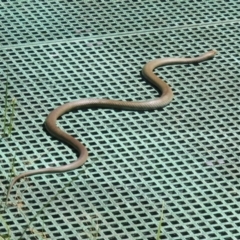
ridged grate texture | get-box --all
[0,1,240,239]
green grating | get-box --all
[0,1,240,239]
[1,0,240,47]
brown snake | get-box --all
[6,50,216,202]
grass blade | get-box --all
[156,201,164,240]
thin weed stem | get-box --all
[8,98,16,136]
[5,156,16,203]
[2,77,16,137]
[156,201,164,240]
[2,77,9,136]
[0,214,10,239]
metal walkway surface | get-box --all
[0,1,240,239]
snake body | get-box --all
[6,50,216,202]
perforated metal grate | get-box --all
[1,1,240,240]
[1,0,240,47]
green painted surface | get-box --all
[0,1,240,239]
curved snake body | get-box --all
[6,50,216,202]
